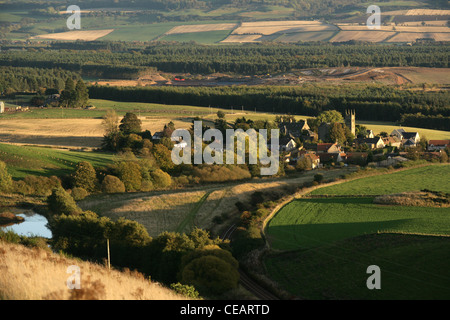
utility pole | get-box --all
[106,238,111,270]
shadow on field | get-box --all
[267,219,414,250]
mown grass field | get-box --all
[266,197,450,251]
[265,233,450,300]
[264,164,450,299]
[0,143,114,179]
[309,165,450,196]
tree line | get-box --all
[88,84,450,124]
[0,43,448,78]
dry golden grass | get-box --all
[0,241,188,300]
[31,29,114,41]
[338,25,450,32]
[166,23,237,34]
[231,21,336,36]
[374,191,450,208]
[387,32,450,42]
[330,30,395,42]
[105,191,207,236]
[0,118,190,148]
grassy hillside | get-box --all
[266,196,450,251]
[309,165,450,196]
[265,233,450,300]
[0,240,187,300]
[263,164,450,299]
[0,143,114,178]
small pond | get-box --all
[1,208,52,239]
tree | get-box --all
[60,78,76,107]
[180,255,239,296]
[153,144,174,172]
[71,161,97,193]
[329,122,346,144]
[119,112,142,135]
[102,110,120,150]
[316,110,344,125]
[116,161,142,192]
[74,80,89,108]
[217,110,225,119]
[0,161,12,193]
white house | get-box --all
[0,101,4,113]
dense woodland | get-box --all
[89,84,450,129]
[1,0,446,16]
[1,43,448,77]
[1,42,449,129]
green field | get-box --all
[266,197,450,251]
[357,121,450,141]
[310,165,450,196]
[265,233,450,299]
[0,143,114,179]
[159,30,232,44]
[264,164,450,299]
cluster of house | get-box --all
[277,120,449,169]
[0,101,29,113]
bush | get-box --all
[314,174,324,183]
[24,175,61,196]
[170,283,200,299]
[101,175,126,193]
[151,169,172,189]
[116,161,142,192]
[47,187,82,215]
[180,255,240,296]
[71,187,89,201]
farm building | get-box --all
[428,140,450,151]
[317,142,343,154]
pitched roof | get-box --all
[317,143,335,152]
[402,132,419,139]
[429,140,450,146]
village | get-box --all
[271,110,449,170]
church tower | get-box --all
[345,110,356,137]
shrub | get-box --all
[180,255,240,296]
[24,175,61,196]
[151,169,172,189]
[116,161,142,192]
[101,175,126,193]
[71,187,89,201]
[72,162,97,193]
[170,283,200,299]
[314,174,324,183]
[47,187,82,215]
